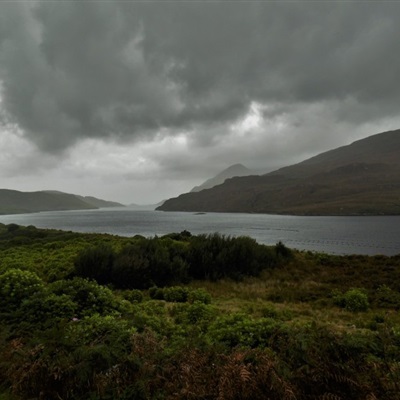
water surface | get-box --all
[0,209,399,256]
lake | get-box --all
[0,208,399,256]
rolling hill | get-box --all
[157,129,400,215]
[0,190,124,215]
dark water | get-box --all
[0,208,399,256]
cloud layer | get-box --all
[1,1,400,203]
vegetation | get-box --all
[0,223,400,399]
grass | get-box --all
[188,250,400,335]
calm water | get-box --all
[0,208,399,256]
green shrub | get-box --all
[0,269,44,311]
[181,301,216,325]
[49,277,119,317]
[187,288,212,304]
[260,304,279,319]
[374,284,400,309]
[188,233,276,281]
[19,292,77,323]
[131,301,175,335]
[333,288,369,312]
[74,243,115,284]
[66,314,135,347]
[149,286,165,300]
[122,289,144,303]
[207,313,278,348]
[163,286,189,303]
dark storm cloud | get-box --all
[0,1,399,152]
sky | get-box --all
[1,1,400,205]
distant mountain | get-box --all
[127,200,165,211]
[76,195,123,208]
[157,129,400,215]
[0,190,124,215]
[191,164,253,192]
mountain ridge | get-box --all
[157,129,400,215]
[0,189,124,215]
[191,163,253,192]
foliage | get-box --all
[188,233,276,281]
[0,269,44,311]
[149,286,212,304]
[163,286,189,302]
[373,284,400,309]
[187,287,212,304]
[275,240,293,258]
[207,314,279,348]
[1,226,400,399]
[18,292,77,324]
[333,288,370,312]
[74,243,114,284]
[49,277,120,317]
[121,289,144,303]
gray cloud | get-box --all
[1,1,400,203]
[1,1,399,153]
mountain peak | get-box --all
[191,164,253,193]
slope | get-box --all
[157,129,400,215]
[0,190,124,215]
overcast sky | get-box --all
[1,1,400,204]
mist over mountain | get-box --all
[158,129,400,215]
[0,190,124,215]
[191,164,254,193]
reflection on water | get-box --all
[0,209,399,256]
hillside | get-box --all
[158,129,400,215]
[76,195,123,208]
[191,163,253,192]
[0,189,124,215]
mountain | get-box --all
[76,195,123,208]
[127,200,165,211]
[0,190,124,215]
[191,164,253,192]
[157,129,400,215]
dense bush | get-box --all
[188,233,276,281]
[73,233,277,289]
[74,243,115,284]
[121,289,144,303]
[207,314,279,348]
[149,286,212,304]
[188,288,212,304]
[112,243,152,289]
[0,268,44,311]
[373,284,400,309]
[171,301,217,328]
[333,288,370,312]
[49,277,120,317]
[18,292,77,324]
[163,286,189,302]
